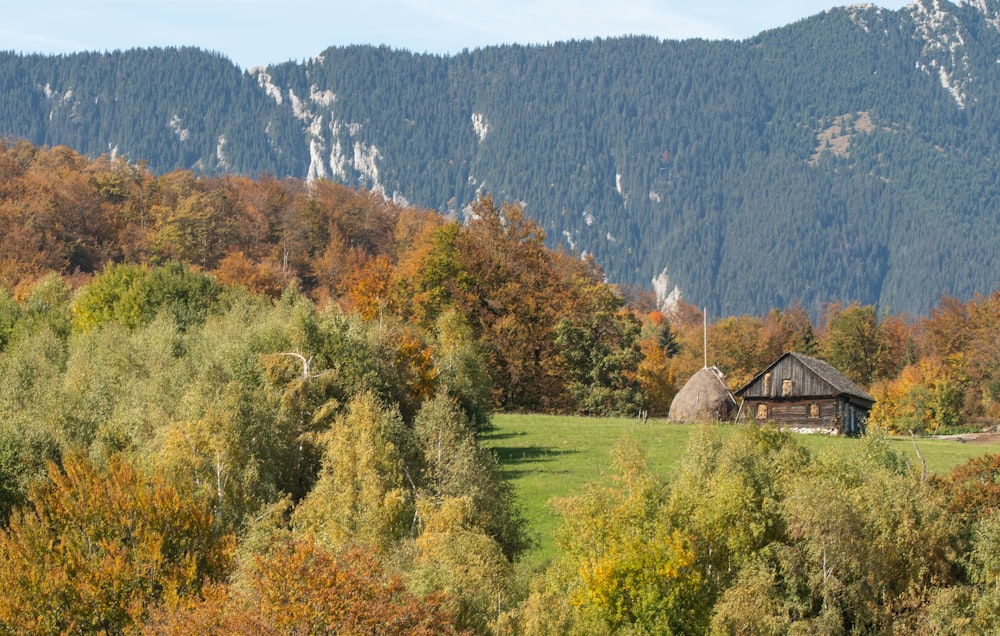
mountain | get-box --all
[1,0,999,317]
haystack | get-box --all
[668,366,737,422]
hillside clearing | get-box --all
[484,414,1000,565]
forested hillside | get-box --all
[1,1,1000,315]
[2,140,1000,632]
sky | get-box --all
[3,0,913,70]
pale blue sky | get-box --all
[3,0,912,70]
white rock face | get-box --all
[310,85,337,107]
[308,138,328,181]
[562,230,577,251]
[353,141,383,194]
[255,70,283,105]
[908,0,974,108]
[652,267,683,315]
[216,135,230,170]
[472,112,489,141]
[168,114,190,141]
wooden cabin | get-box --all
[735,352,874,435]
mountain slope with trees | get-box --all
[1,0,999,315]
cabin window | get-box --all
[756,403,768,420]
[809,403,820,418]
[781,379,793,396]
[763,373,772,395]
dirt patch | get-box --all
[809,111,876,165]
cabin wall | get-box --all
[743,398,849,432]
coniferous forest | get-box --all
[2,1,1000,315]
[0,141,1000,632]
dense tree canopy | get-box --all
[1,141,1000,633]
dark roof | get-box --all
[735,351,875,403]
[786,352,874,401]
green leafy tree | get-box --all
[820,303,909,387]
[21,273,73,340]
[72,261,223,332]
[0,288,22,352]
[405,394,528,632]
[553,283,645,416]
[406,497,514,635]
[433,309,493,432]
[412,392,528,559]
[712,434,959,633]
[292,391,414,553]
[0,424,59,525]
[667,425,809,600]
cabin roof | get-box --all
[735,351,875,404]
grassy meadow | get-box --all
[483,414,1000,565]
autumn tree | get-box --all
[820,303,911,387]
[394,220,470,329]
[342,253,395,321]
[706,314,769,389]
[513,439,708,634]
[151,188,239,269]
[868,356,966,434]
[0,453,234,634]
[143,536,466,635]
[636,311,679,416]
[454,196,565,410]
[292,391,414,553]
[213,250,290,298]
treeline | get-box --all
[0,140,648,414]
[2,141,1000,428]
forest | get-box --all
[1,142,1000,633]
[3,1,1000,316]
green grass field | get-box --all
[482,414,1000,565]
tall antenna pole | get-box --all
[703,307,708,369]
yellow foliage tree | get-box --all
[292,391,413,553]
[514,439,708,634]
[869,356,967,434]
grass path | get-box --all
[483,414,1000,565]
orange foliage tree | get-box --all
[143,537,467,635]
[0,453,234,635]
